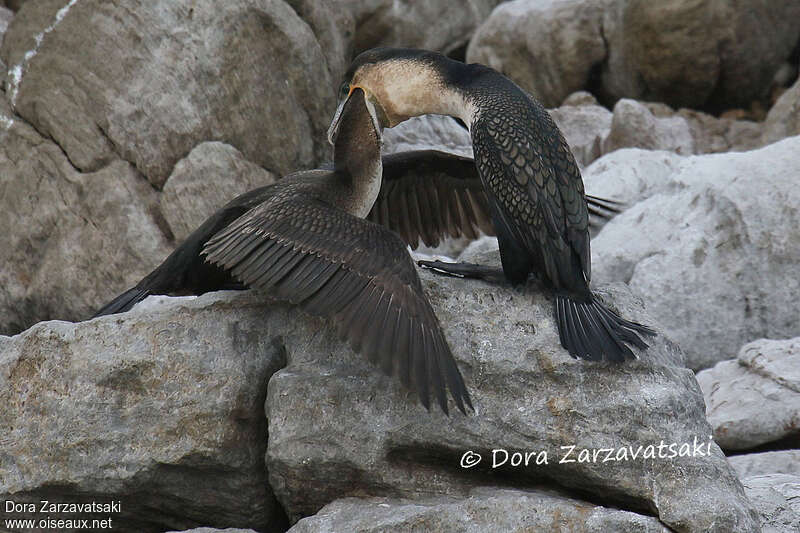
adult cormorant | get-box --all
[330,47,655,362]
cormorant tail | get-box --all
[92,287,151,318]
[554,293,656,362]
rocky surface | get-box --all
[288,488,671,532]
[729,450,800,479]
[588,137,800,370]
[763,74,800,145]
[0,98,172,334]
[1,0,334,187]
[467,0,608,108]
[696,337,800,451]
[549,93,613,167]
[2,277,759,532]
[603,99,695,156]
[0,293,289,532]
[742,474,800,533]
[469,0,800,111]
[266,271,758,531]
[160,142,277,243]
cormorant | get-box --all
[94,89,472,414]
[330,47,655,362]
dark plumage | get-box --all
[335,47,654,362]
[93,89,471,414]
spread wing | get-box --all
[471,95,592,290]
[369,150,617,251]
[202,193,471,414]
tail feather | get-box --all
[92,287,150,318]
[555,294,655,362]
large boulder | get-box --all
[468,0,800,111]
[288,488,671,532]
[1,276,759,531]
[1,0,334,187]
[0,101,172,334]
[696,337,800,451]
[0,293,288,532]
[587,136,800,370]
[160,142,277,243]
[347,0,503,58]
[265,269,758,531]
[467,0,608,108]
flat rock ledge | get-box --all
[2,269,759,532]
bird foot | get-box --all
[417,260,507,283]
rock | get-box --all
[382,115,473,157]
[603,99,694,155]
[467,0,608,108]
[0,0,334,187]
[288,487,671,532]
[0,102,172,335]
[696,337,800,451]
[763,75,800,145]
[349,0,502,58]
[160,142,277,243]
[550,101,612,167]
[589,137,800,369]
[677,108,763,154]
[728,451,800,479]
[562,90,599,106]
[742,474,800,533]
[468,0,800,111]
[0,5,12,38]
[0,292,289,533]
[266,269,758,531]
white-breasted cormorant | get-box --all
[330,47,655,362]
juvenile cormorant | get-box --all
[330,47,655,362]
[94,89,471,414]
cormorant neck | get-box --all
[331,112,382,218]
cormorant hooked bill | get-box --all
[331,47,655,362]
[94,89,471,415]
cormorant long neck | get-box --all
[331,89,382,218]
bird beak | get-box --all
[327,86,383,145]
[327,87,355,145]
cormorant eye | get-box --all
[339,83,350,98]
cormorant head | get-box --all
[327,47,457,144]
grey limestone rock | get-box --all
[0,0,334,187]
[697,337,800,451]
[0,292,288,532]
[589,137,800,370]
[160,142,278,243]
[468,0,800,111]
[742,474,800,533]
[265,268,758,531]
[288,487,671,532]
[729,451,800,479]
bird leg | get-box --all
[416,260,508,283]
